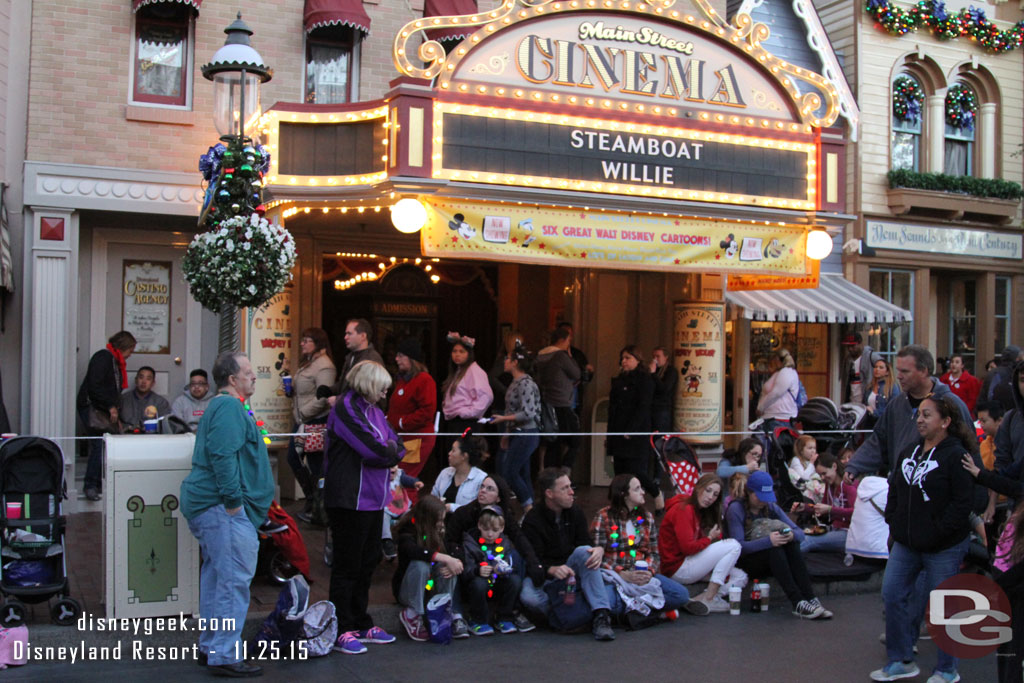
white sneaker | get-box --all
[924,672,958,683]
[703,596,731,613]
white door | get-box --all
[104,242,190,398]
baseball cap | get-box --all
[747,470,777,504]
[841,332,863,346]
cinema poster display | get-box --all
[673,304,724,442]
[242,283,295,442]
[421,199,811,275]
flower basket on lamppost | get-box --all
[184,13,295,352]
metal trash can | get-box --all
[103,434,199,619]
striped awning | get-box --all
[424,0,478,43]
[133,0,202,12]
[725,274,913,324]
[304,0,371,35]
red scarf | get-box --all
[107,344,128,389]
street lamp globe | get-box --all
[201,13,273,139]
[806,229,833,260]
[391,198,428,234]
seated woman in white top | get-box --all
[431,434,488,513]
[756,349,800,422]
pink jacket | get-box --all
[442,362,493,420]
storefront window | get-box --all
[869,269,914,359]
[949,278,976,374]
[132,3,192,106]
[995,276,1011,356]
[748,321,828,422]
[305,26,357,104]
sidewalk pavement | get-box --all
[27,485,881,649]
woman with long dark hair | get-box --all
[716,437,764,479]
[797,451,857,555]
[430,434,488,513]
[607,345,662,512]
[872,394,977,682]
[440,333,493,460]
[392,495,463,642]
[287,327,336,523]
[590,474,699,622]
[660,473,746,611]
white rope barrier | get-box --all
[6,428,875,442]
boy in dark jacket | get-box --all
[461,506,524,635]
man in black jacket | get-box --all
[520,467,615,640]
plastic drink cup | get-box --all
[6,502,21,519]
[143,419,159,433]
[0,433,16,441]
[634,560,649,574]
[282,375,293,393]
[759,583,770,611]
[728,586,742,615]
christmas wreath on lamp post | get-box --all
[184,14,295,329]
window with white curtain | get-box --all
[305,26,358,105]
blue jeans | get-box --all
[602,574,690,615]
[399,560,456,616]
[882,538,969,675]
[519,546,612,616]
[800,529,848,554]
[498,429,539,507]
[187,504,259,665]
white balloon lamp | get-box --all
[806,229,833,260]
[390,198,428,234]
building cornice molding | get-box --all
[24,162,202,216]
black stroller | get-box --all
[0,437,81,626]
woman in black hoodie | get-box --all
[606,345,662,511]
[872,394,977,683]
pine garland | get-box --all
[866,0,1024,54]
[892,76,925,124]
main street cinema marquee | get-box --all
[258,0,848,275]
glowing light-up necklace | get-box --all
[237,396,272,445]
[478,536,505,598]
[609,510,646,566]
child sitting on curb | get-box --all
[461,505,526,635]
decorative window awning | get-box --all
[132,0,201,12]
[424,0,479,43]
[303,0,371,36]
[725,274,913,323]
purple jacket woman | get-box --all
[324,389,405,511]
[322,361,406,650]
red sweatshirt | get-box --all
[387,372,437,435]
[659,494,710,578]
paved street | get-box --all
[6,593,996,682]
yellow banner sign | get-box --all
[727,260,820,290]
[421,200,811,275]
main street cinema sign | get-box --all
[393,0,841,210]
